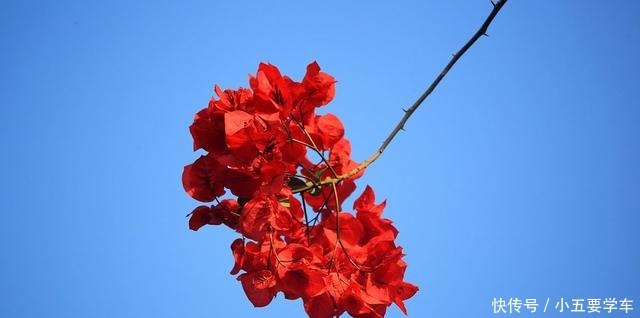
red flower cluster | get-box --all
[183,62,418,317]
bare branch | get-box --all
[292,1,509,193]
[343,0,509,179]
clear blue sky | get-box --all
[1,1,639,317]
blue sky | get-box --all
[1,1,639,317]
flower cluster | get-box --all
[183,62,418,317]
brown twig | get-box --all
[292,0,508,193]
[343,0,508,179]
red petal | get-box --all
[238,196,293,240]
[258,63,283,83]
[238,197,271,240]
[338,284,367,315]
[238,270,277,307]
[304,292,338,318]
[392,282,419,315]
[238,241,270,273]
[187,206,212,231]
[281,267,326,299]
[182,154,226,202]
[212,86,253,112]
[364,274,391,305]
[358,214,398,244]
[277,243,313,264]
[224,111,263,150]
[302,61,336,107]
[260,161,287,195]
[213,199,241,229]
[322,212,364,248]
[354,186,386,217]
[281,140,306,165]
[224,110,253,136]
[189,108,227,153]
[316,113,344,150]
[225,169,259,198]
[230,238,244,275]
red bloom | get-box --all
[301,61,336,108]
[183,62,418,317]
[250,63,296,116]
[210,85,253,113]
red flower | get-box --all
[182,154,227,202]
[210,85,253,113]
[250,63,296,116]
[183,62,418,317]
[301,61,336,108]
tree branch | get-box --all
[342,0,509,179]
[292,0,508,193]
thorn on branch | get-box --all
[491,0,497,7]
[402,108,408,113]
[483,32,490,37]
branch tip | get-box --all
[323,1,508,183]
